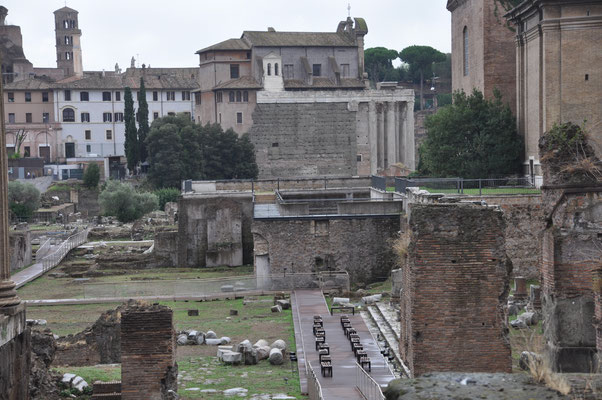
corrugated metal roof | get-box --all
[196,38,251,54]
[242,31,356,47]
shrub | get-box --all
[83,163,100,189]
[154,188,180,211]
[8,181,40,220]
[99,181,158,222]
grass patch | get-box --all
[53,364,121,384]
[420,186,541,195]
[365,278,392,294]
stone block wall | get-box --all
[594,266,602,369]
[251,216,399,285]
[121,303,177,400]
[249,102,357,178]
[541,188,602,372]
[8,229,31,272]
[0,305,30,400]
[399,203,512,376]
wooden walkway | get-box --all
[291,289,395,399]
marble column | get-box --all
[386,102,397,168]
[368,101,378,175]
[0,73,20,307]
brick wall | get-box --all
[399,203,512,376]
[251,216,399,285]
[121,303,176,400]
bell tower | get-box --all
[54,6,83,77]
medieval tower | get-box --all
[54,6,83,77]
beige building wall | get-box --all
[510,1,602,175]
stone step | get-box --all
[374,302,401,340]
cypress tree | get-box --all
[123,87,138,172]
[137,78,150,163]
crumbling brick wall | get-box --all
[399,203,512,376]
[120,303,177,400]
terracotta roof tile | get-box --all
[242,31,356,47]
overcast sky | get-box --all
[3,0,450,71]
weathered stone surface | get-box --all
[223,387,248,396]
[220,337,231,345]
[253,339,268,348]
[256,346,271,361]
[221,351,242,365]
[205,338,222,346]
[177,334,188,346]
[206,330,217,339]
[276,299,290,310]
[217,346,233,360]
[271,305,282,313]
[361,294,382,304]
[270,340,286,351]
[268,348,283,365]
[519,351,542,371]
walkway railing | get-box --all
[306,360,325,400]
[40,227,90,272]
[35,237,53,260]
[356,362,386,400]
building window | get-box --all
[64,90,71,101]
[102,91,111,101]
[43,112,49,123]
[236,91,242,102]
[236,112,243,124]
[64,35,71,45]
[463,26,469,76]
[7,92,14,102]
[153,112,159,120]
[230,64,240,79]
[228,91,235,102]
[103,112,112,122]
[167,91,175,101]
[65,52,71,60]
[218,113,222,123]
[81,112,90,122]
[25,92,31,102]
[114,112,124,122]
[8,113,15,123]
[341,64,350,77]
[312,64,321,76]
[42,92,49,102]
[284,64,294,79]
[267,63,271,76]
[243,91,248,102]
[86,144,91,153]
[115,91,121,101]
[106,130,113,140]
[246,51,251,59]
[80,91,89,101]
[167,112,176,116]
[182,91,190,101]
[356,154,363,162]
[63,108,75,122]
[153,91,158,101]
[194,92,201,104]
[216,92,223,103]
[26,113,32,123]
[85,130,91,140]
[275,63,279,76]
[24,146,30,157]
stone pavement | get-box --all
[292,289,395,399]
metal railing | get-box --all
[306,360,325,400]
[393,177,539,196]
[35,238,53,260]
[356,362,386,400]
[40,227,90,272]
[84,272,350,299]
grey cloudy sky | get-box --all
[3,0,450,71]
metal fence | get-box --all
[40,227,90,272]
[84,272,350,299]
[306,361,325,400]
[393,177,539,195]
[35,238,53,260]
[356,362,386,400]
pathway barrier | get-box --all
[35,237,53,260]
[306,360,325,400]
[356,362,386,400]
[83,272,350,299]
[40,227,90,272]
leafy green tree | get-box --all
[99,180,158,222]
[400,45,447,110]
[137,78,150,163]
[8,181,40,220]
[83,163,100,189]
[235,133,259,179]
[154,188,181,211]
[124,87,138,172]
[419,89,522,178]
[180,124,203,180]
[365,47,400,84]
[147,120,184,189]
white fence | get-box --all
[35,238,53,260]
[40,227,90,272]
[356,362,386,400]
[306,361,325,400]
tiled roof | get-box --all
[213,76,262,90]
[54,6,78,13]
[52,68,199,90]
[242,31,356,47]
[5,77,55,90]
[283,77,364,89]
[196,38,251,54]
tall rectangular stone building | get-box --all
[447,0,517,114]
[506,0,602,178]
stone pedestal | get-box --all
[529,284,541,311]
[514,277,527,301]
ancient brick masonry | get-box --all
[399,203,512,376]
[120,303,177,400]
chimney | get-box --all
[267,27,275,32]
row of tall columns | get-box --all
[0,68,21,308]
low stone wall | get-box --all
[9,230,31,272]
[0,305,31,400]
